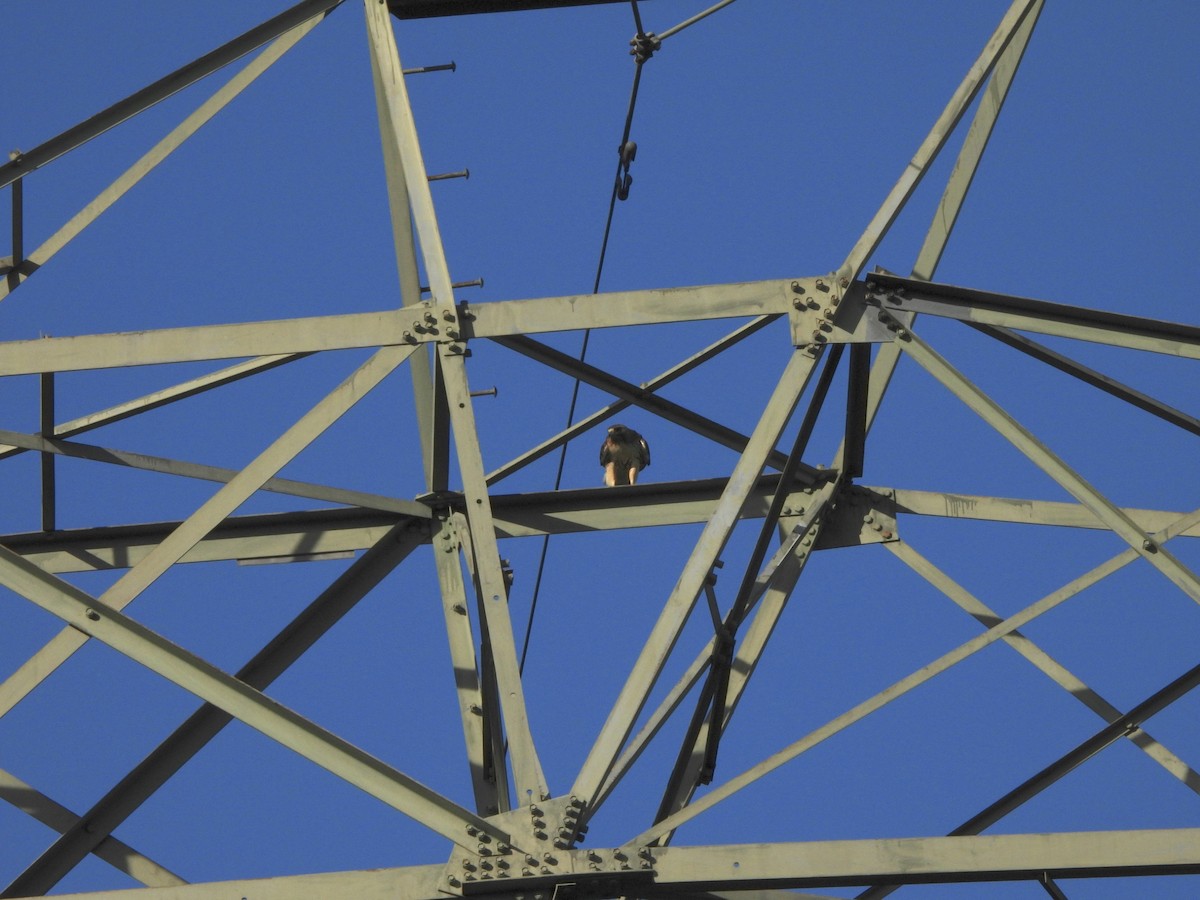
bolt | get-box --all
[553,839,569,849]
[881,530,893,539]
[463,860,476,871]
[541,867,552,875]
[543,853,557,864]
[823,308,835,320]
[403,331,415,343]
[424,311,437,324]
[1143,539,1158,553]
[839,276,849,288]
[448,876,461,887]
[85,609,100,622]
[530,805,543,816]
[791,280,804,294]
[452,602,466,614]
[443,309,456,321]
[864,514,875,523]
[469,704,482,715]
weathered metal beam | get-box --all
[0,355,310,460]
[363,0,547,802]
[0,544,511,855]
[0,14,325,303]
[0,0,345,190]
[431,514,502,816]
[871,273,1200,358]
[633,505,1200,846]
[898,324,1200,603]
[469,279,794,338]
[492,334,800,475]
[572,349,819,808]
[841,0,1041,280]
[0,345,413,721]
[0,426,423,516]
[969,322,1200,435]
[645,831,1200,889]
[9,480,1200,577]
[888,540,1200,797]
[2,522,424,897]
[0,768,184,889]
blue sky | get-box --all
[1,2,1199,897]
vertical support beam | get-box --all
[7,175,22,293]
[39,372,56,532]
[366,18,445,491]
[432,512,504,815]
[843,343,870,480]
[572,348,820,807]
[363,0,547,801]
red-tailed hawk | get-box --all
[600,424,650,486]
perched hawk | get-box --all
[600,424,650,486]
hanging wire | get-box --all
[517,0,743,673]
[519,3,649,673]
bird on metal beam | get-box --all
[600,424,650,486]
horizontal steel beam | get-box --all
[646,830,1200,889]
[0,280,800,375]
[26,830,1200,898]
[866,273,1200,358]
[390,0,629,16]
[9,480,1199,574]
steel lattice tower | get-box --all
[1,1,1198,898]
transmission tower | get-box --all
[1,1,1198,898]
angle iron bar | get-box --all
[597,483,841,809]
[0,312,415,376]
[449,513,514,812]
[0,15,325,305]
[654,481,841,834]
[572,348,820,809]
[1,521,424,897]
[0,354,311,461]
[0,344,414,722]
[466,279,797,338]
[432,514,503,816]
[364,0,549,800]
[898,324,1200,604]
[0,427,425,516]
[969,322,1200,436]
[912,0,1042,281]
[872,273,1200,358]
[846,0,1043,473]
[630,504,1200,846]
[484,315,779,485]
[840,0,1040,279]
[661,349,849,815]
[0,0,345,190]
[645,830,1200,889]
[38,372,55,532]
[951,658,1200,838]
[886,540,1200,797]
[0,768,185,889]
[887,487,1200,537]
[492,333,803,476]
[367,1,446,490]
[0,544,509,858]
